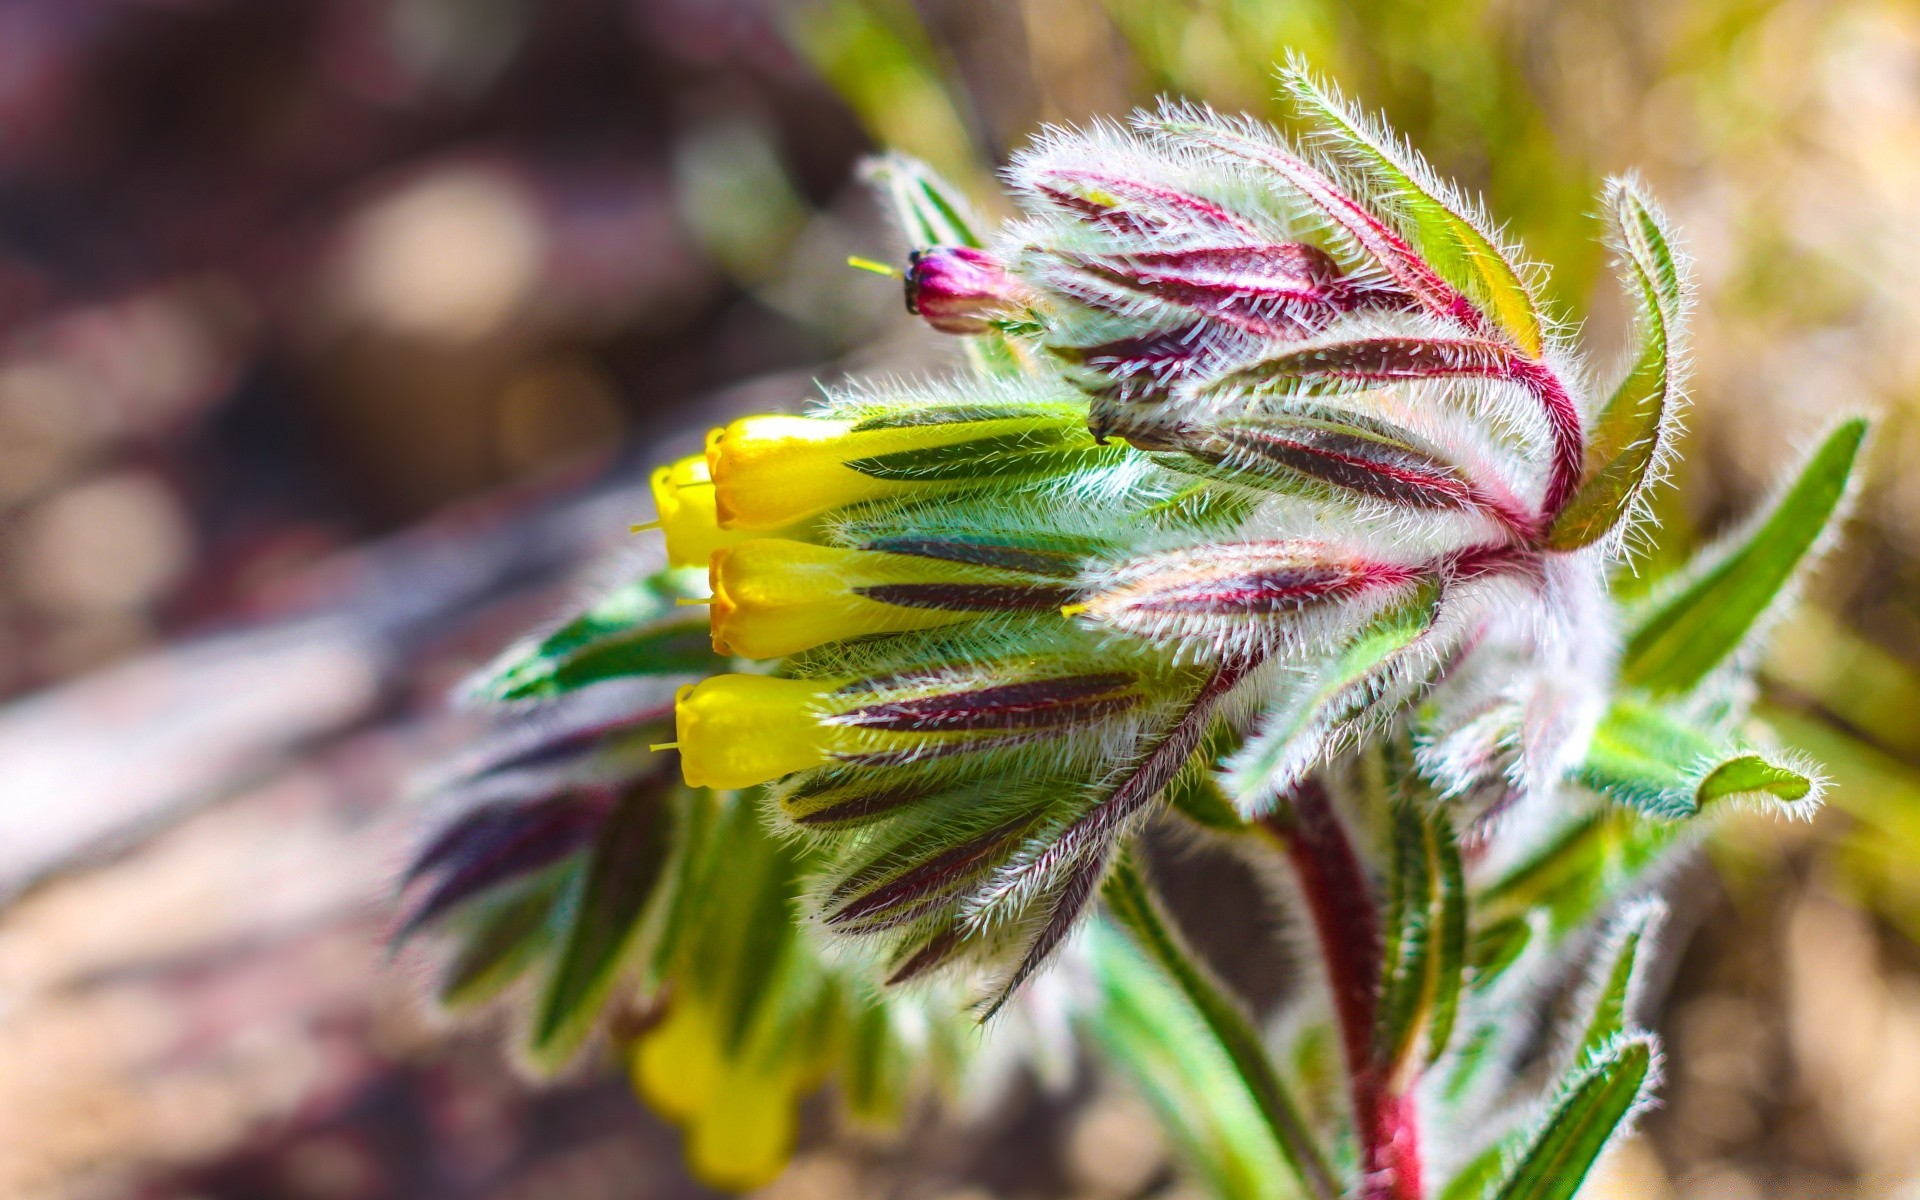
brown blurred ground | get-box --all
[5,2,1920,1197]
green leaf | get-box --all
[1100,858,1340,1200]
[1437,1142,1507,1200]
[1083,921,1304,1200]
[1578,697,1821,820]
[438,868,570,1011]
[1488,1035,1658,1200]
[1548,182,1689,550]
[1573,900,1666,1067]
[1229,581,1442,800]
[530,777,681,1064]
[1476,813,1678,944]
[1376,801,1436,1069]
[1621,417,1868,694]
[863,151,986,249]
[1283,66,1545,357]
[1376,803,1469,1072]
[1467,914,1534,990]
[1427,809,1468,1067]
[467,570,722,702]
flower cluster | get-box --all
[411,66,1864,1200]
[651,81,1640,999]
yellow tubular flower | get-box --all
[709,539,995,659]
[649,454,807,568]
[688,1059,802,1191]
[705,413,1063,529]
[674,674,838,789]
[630,997,804,1192]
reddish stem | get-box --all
[1265,781,1425,1200]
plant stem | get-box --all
[1104,852,1341,1200]
[1265,780,1426,1200]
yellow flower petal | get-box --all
[709,539,984,659]
[673,674,838,789]
[630,997,720,1123]
[649,455,807,568]
[705,413,1064,530]
[687,1059,802,1192]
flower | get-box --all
[649,454,802,568]
[708,538,1075,659]
[904,245,1029,334]
[705,411,1083,530]
[429,65,1864,1200]
[673,675,835,789]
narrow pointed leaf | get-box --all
[1467,915,1534,989]
[1083,921,1305,1200]
[1622,417,1868,693]
[1376,800,1437,1069]
[400,797,603,939]
[531,777,681,1062]
[1548,183,1689,549]
[1488,1035,1658,1200]
[1574,900,1666,1066]
[1438,1142,1508,1200]
[1101,857,1341,1200]
[1578,697,1821,820]
[1477,812,1681,944]
[864,152,987,249]
[1283,67,1544,356]
[979,847,1113,1019]
[439,870,570,1010]
[1426,809,1469,1067]
[467,570,722,702]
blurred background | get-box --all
[2,1,1919,1197]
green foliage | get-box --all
[1084,920,1306,1200]
[1103,854,1339,1199]
[1622,417,1868,693]
[1549,183,1690,551]
[1481,1036,1658,1200]
[467,569,721,702]
[530,776,683,1064]
[1578,697,1821,820]
[1229,582,1442,801]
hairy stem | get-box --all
[1104,852,1341,1200]
[1264,781,1425,1200]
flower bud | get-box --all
[904,246,1027,334]
[1072,541,1421,653]
[1051,243,1354,335]
[705,412,1075,530]
[1025,168,1259,238]
[649,454,806,568]
[673,675,836,790]
[710,538,1070,659]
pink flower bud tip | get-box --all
[904,246,1026,335]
